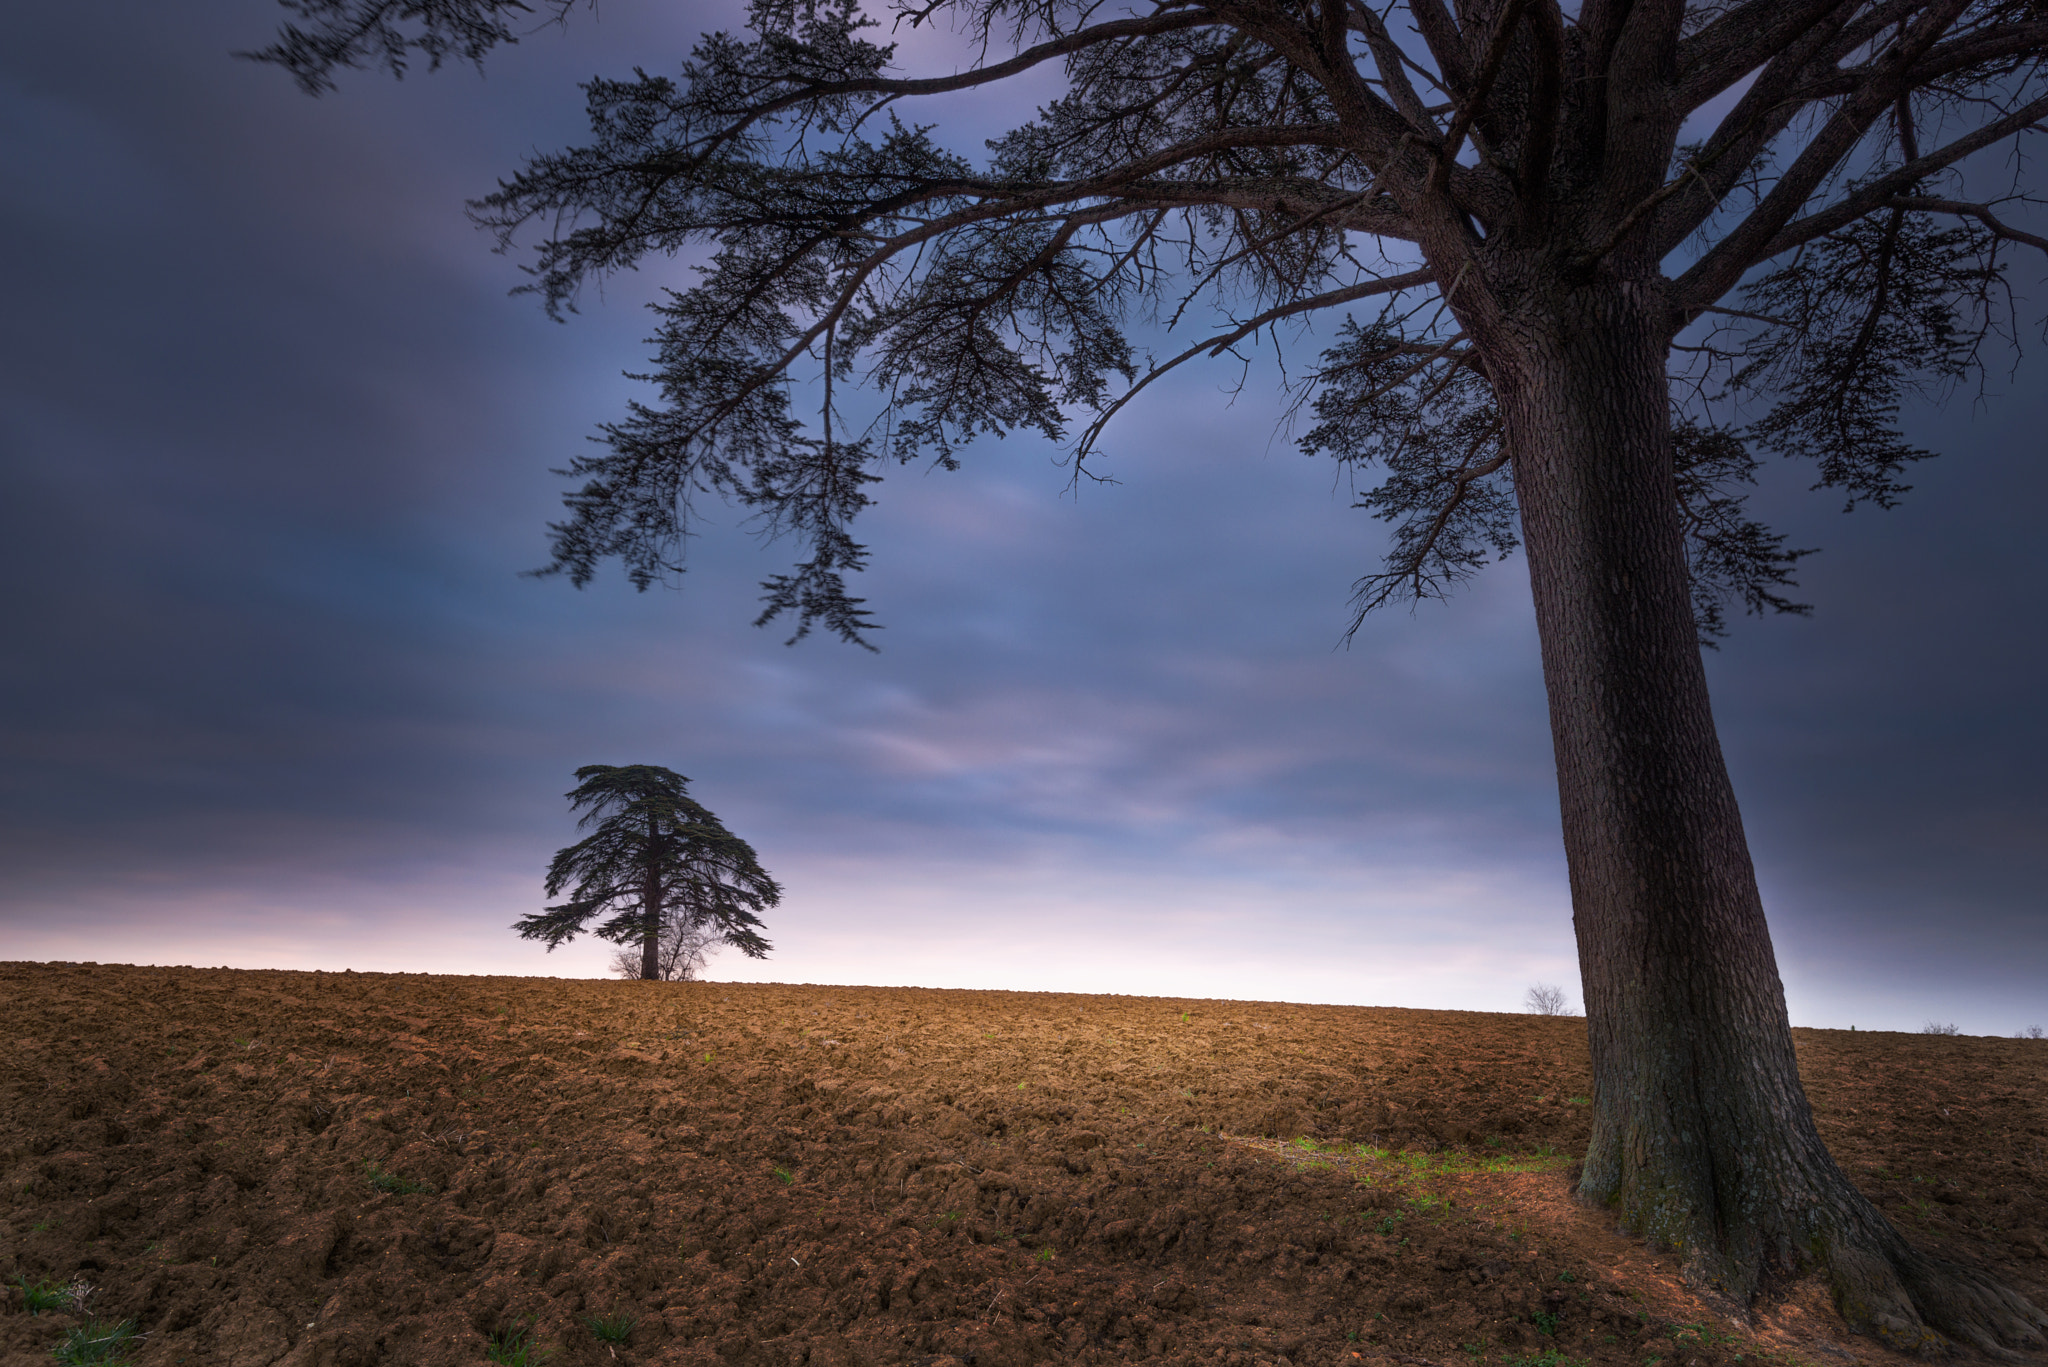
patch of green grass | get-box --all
[486,1322,550,1366]
[1035,1246,1056,1265]
[1567,1096,1591,1106]
[14,1276,70,1314]
[362,1162,433,1196]
[771,1165,795,1185]
[582,1312,635,1345]
[31,1219,58,1233]
[1509,1352,1589,1367]
[1557,1269,1576,1283]
[1533,1310,1560,1336]
[52,1319,141,1366]
[1666,1322,1739,1350]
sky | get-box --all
[1,0,2043,1033]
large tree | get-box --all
[520,764,778,980]
[255,0,2047,1350]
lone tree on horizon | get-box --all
[256,0,2047,1349]
[520,765,778,980]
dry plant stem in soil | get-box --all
[1,963,2043,1367]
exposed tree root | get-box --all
[1668,1211,2048,1358]
[1871,1244,2048,1359]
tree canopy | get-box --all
[257,0,2046,647]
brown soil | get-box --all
[2,964,2043,1367]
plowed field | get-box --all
[3,964,2043,1367]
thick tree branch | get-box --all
[1669,0,1984,307]
[1407,0,1477,94]
[1430,0,1530,195]
[1680,89,2048,307]
[1518,0,1564,213]
[1675,0,1866,112]
[1795,20,2048,100]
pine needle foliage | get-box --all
[247,0,2048,649]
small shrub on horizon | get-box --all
[2017,1026,2045,1039]
[1525,984,1579,1017]
[1921,1022,1961,1036]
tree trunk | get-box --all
[1487,280,2046,1356]
[642,815,663,981]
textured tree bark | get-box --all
[1485,280,2047,1356]
[642,814,663,981]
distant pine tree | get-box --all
[517,765,777,980]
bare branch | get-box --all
[1346,442,1508,633]
[1429,0,1530,195]
[1885,195,2048,254]
[1348,2,1441,132]
[1074,269,1438,458]
[1682,90,2048,305]
[1674,0,1863,113]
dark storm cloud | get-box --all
[0,0,2041,1024]
[1702,399,2048,1019]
